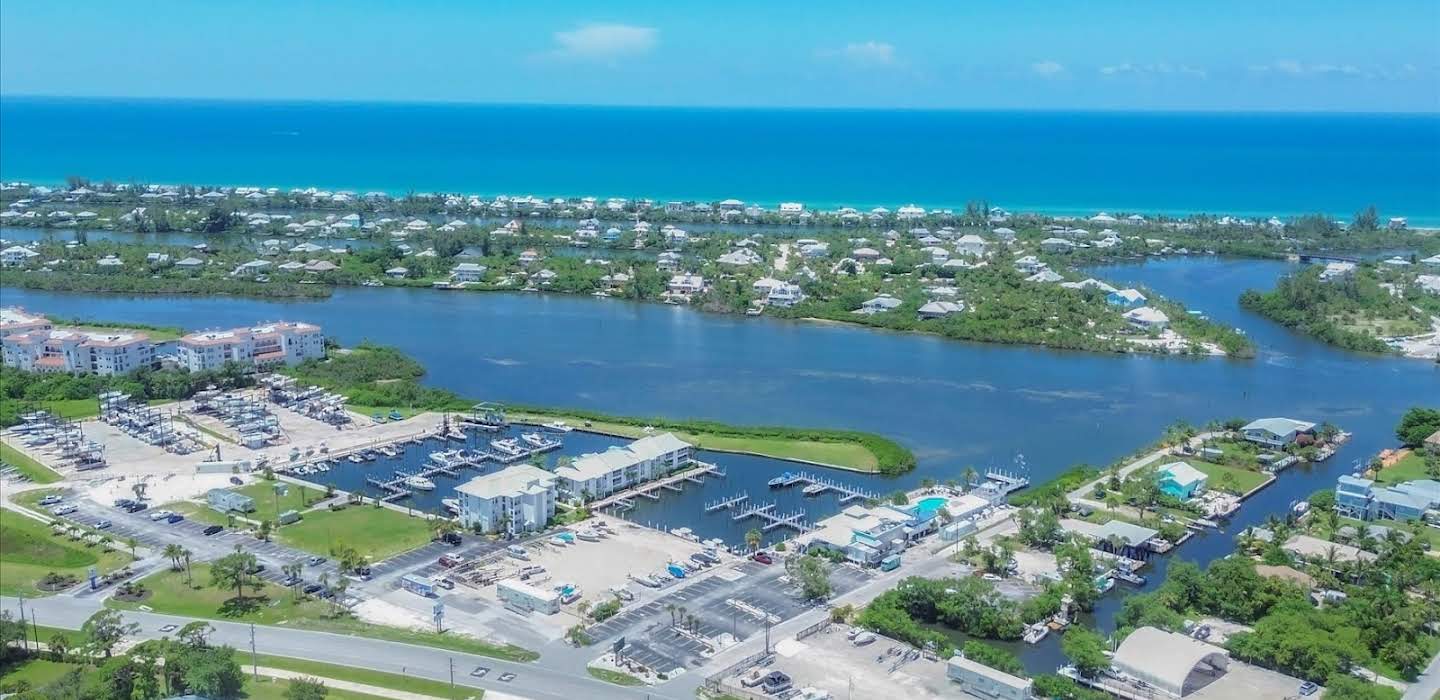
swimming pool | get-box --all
[913,496,948,517]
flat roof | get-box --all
[455,464,557,500]
[947,655,1031,691]
[554,433,690,482]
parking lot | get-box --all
[586,558,873,675]
[724,626,953,700]
[62,494,343,588]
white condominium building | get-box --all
[454,464,559,535]
[554,432,694,499]
[178,321,325,372]
[3,327,155,375]
[0,307,54,338]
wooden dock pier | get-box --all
[730,500,812,533]
[768,471,876,504]
[591,462,725,511]
[704,491,749,512]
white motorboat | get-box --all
[521,432,548,448]
[441,498,461,515]
[490,438,524,456]
[1023,623,1049,644]
[404,475,436,490]
[543,421,573,433]
[575,530,601,542]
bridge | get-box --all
[1297,252,1360,264]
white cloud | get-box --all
[1031,60,1065,77]
[1249,59,1366,78]
[547,23,657,62]
[816,40,899,68]
[1099,63,1208,79]
[841,41,897,66]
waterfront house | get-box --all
[799,242,830,258]
[231,260,271,277]
[859,295,903,314]
[553,433,693,499]
[385,267,409,279]
[96,255,124,269]
[145,252,171,264]
[667,273,706,295]
[766,282,805,307]
[303,260,338,273]
[656,251,682,272]
[277,261,305,272]
[1334,475,1440,522]
[779,202,805,216]
[1123,306,1170,330]
[455,464,558,535]
[518,249,542,266]
[451,263,487,284]
[918,300,965,319]
[947,654,1034,700]
[1156,461,1208,499]
[1061,278,1117,294]
[851,247,881,260]
[751,277,784,295]
[174,257,205,271]
[1240,417,1316,447]
[207,488,256,514]
[1106,289,1147,308]
[1040,238,1076,253]
[1421,254,1440,269]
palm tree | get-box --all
[47,632,69,662]
[132,482,148,502]
[282,562,303,599]
[127,537,138,559]
[181,548,193,584]
[665,603,678,627]
[163,543,184,571]
[962,466,979,490]
[676,606,688,632]
[745,528,762,552]
[330,577,350,613]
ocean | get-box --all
[1,96,1438,224]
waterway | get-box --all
[2,256,1434,672]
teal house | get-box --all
[1156,461,1208,499]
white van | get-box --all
[506,545,529,560]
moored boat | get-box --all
[404,475,436,490]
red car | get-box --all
[751,552,774,565]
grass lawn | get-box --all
[587,667,646,686]
[1370,634,1440,682]
[1183,460,1270,495]
[0,441,64,483]
[509,411,881,472]
[1376,451,1431,484]
[11,487,64,510]
[350,405,425,420]
[112,564,536,663]
[109,563,336,625]
[201,479,328,523]
[254,654,482,699]
[1311,515,1440,550]
[0,658,81,690]
[243,675,391,700]
[276,504,434,560]
[0,508,132,597]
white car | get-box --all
[148,510,174,521]
[50,504,77,515]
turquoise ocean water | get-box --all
[2,97,1437,224]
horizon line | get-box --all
[3,93,1438,117]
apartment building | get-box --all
[178,321,325,372]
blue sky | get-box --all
[2,1,1437,111]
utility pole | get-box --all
[249,623,258,679]
[449,658,455,689]
[29,609,38,650]
[15,599,25,652]
[764,617,771,655]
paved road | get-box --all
[1,595,677,700]
[1402,647,1440,700]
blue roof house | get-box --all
[1156,461,1208,499]
[1334,475,1376,520]
[1106,289,1147,308]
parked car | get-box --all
[50,504,77,515]
[437,577,455,590]
[202,525,224,536]
[113,498,134,509]
[95,520,112,529]
[147,510,173,521]
[165,514,184,524]
[306,556,326,566]
[229,476,244,486]
[39,494,62,506]
[435,531,462,546]
[438,553,465,568]
[126,503,147,513]
[1298,682,1319,696]
[751,552,774,565]
[303,583,323,595]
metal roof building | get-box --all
[1112,627,1230,697]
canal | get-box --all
[2,255,1434,672]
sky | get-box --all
[2,1,1437,112]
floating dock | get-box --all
[767,471,876,504]
[704,491,749,512]
[730,500,812,533]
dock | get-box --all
[730,501,812,533]
[704,491,749,512]
[983,469,1030,495]
[767,471,876,503]
[591,462,725,511]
